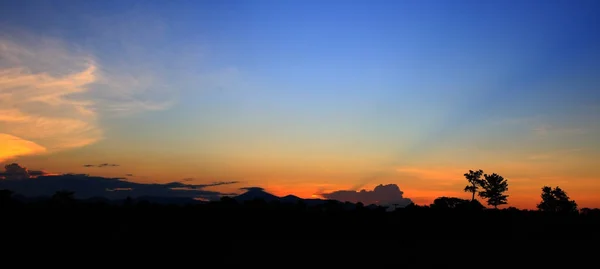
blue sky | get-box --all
[1,0,600,208]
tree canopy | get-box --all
[537,186,577,213]
[478,173,509,209]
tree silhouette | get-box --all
[430,196,485,211]
[478,173,508,209]
[124,196,134,207]
[51,190,76,206]
[536,186,577,213]
[431,197,469,209]
[463,169,484,201]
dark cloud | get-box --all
[1,163,30,180]
[321,184,413,207]
[0,163,51,180]
[240,187,265,192]
[28,170,48,177]
[0,163,239,201]
[83,163,119,168]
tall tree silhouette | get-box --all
[463,169,484,201]
[478,173,508,209]
[537,186,577,213]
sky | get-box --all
[1,0,599,209]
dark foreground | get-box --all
[2,200,599,243]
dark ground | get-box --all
[2,200,599,242]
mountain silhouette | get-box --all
[280,194,302,203]
[233,187,280,202]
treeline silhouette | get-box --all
[1,188,599,241]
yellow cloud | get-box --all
[0,133,46,162]
[0,36,102,160]
[0,30,181,161]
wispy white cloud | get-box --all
[89,70,176,116]
[489,116,541,126]
[76,6,196,116]
[531,124,586,137]
[527,148,583,160]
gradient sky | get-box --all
[1,0,599,209]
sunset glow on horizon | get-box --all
[1,0,600,210]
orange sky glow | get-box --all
[2,1,600,210]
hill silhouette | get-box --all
[1,163,411,208]
[231,187,387,209]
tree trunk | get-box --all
[471,190,475,201]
